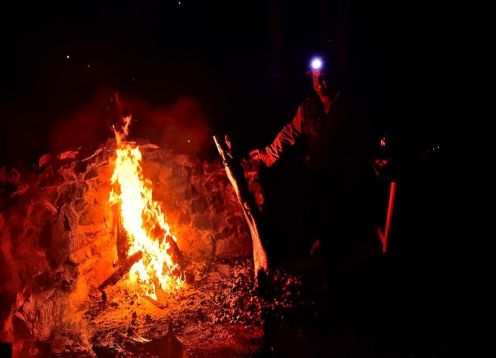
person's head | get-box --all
[309,56,331,97]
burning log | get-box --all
[213,135,269,283]
[98,251,143,291]
[114,204,130,261]
[165,234,186,274]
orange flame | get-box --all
[109,116,183,300]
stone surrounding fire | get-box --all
[0,139,276,355]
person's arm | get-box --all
[250,104,304,167]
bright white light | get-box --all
[311,57,322,70]
[66,55,70,59]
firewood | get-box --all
[113,204,130,261]
[98,251,143,291]
[165,234,186,271]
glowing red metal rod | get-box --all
[378,181,396,253]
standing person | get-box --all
[250,55,379,290]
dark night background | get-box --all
[1,0,463,356]
[0,0,457,168]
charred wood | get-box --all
[98,251,143,291]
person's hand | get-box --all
[248,148,276,167]
[373,158,389,177]
[248,149,262,161]
[310,239,322,256]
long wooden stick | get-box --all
[213,135,269,281]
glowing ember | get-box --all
[109,116,184,299]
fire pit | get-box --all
[0,119,301,356]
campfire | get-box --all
[0,116,301,356]
[108,116,184,301]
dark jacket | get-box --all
[259,93,373,189]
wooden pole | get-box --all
[213,135,269,282]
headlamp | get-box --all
[310,57,323,70]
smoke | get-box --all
[116,95,213,158]
[47,89,116,155]
[47,90,213,159]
